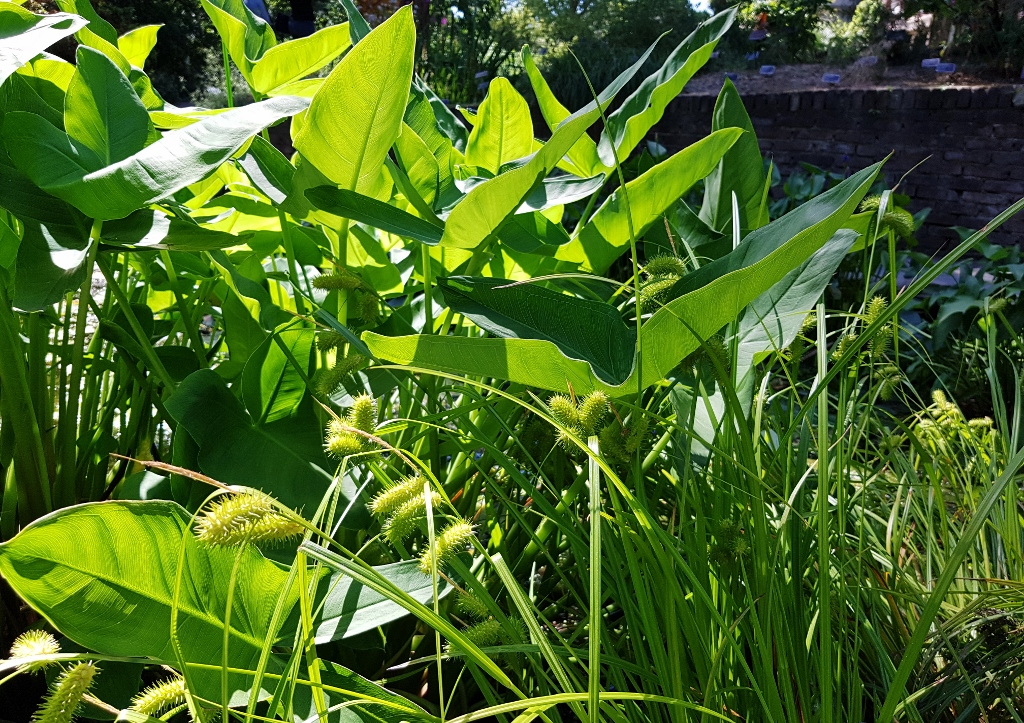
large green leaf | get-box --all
[439,42,661,250]
[13,220,92,312]
[464,77,533,176]
[0,5,86,87]
[242,327,314,425]
[315,559,455,643]
[2,95,309,220]
[200,0,275,81]
[54,0,117,44]
[555,129,742,273]
[438,276,635,385]
[517,173,606,214]
[521,46,604,178]
[0,500,297,703]
[293,7,414,193]
[305,186,443,245]
[166,369,338,515]
[251,23,351,95]
[365,163,882,395]
[598,7,736,165]
[698,78,767,235]
[100,210,248,251]
[65,46,150,168]
[117,24,161,69]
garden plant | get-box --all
[0,1,1023,722]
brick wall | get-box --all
[654,85,1024,252]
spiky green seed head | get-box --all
[315,331,347,352]
[194,491,303,547]
[457,591,492,621]
[831,333,858,361]
[383,493,428,544]
[878,365,902,401]
[325,430,367,458]
[638,276,677,314]
[643,255,687,279]
[547,394,578,429]
[623,414,648,455]
[881,207,915,240]
[869,324,892,359]
[356,291,380,324]
[131,676,186,717]
[865,296,888,326]
[968,416,994,430]
[463,619,502,648]
[33,662,96,723]
[369,475,423,518]
[9,630,60,673]
[577,391,608,436]
[859,195,882,213]
[347,394,377,433]
[419,520,474,574]
[313,270,362,291]
[987,297,1008,315]
[931,389,948,408]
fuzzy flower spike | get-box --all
[194,490,304,547]
[33,661,97,723]
[9,630,61,673]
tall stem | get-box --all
[221,42,234,108]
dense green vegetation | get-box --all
[0,1,1023,723]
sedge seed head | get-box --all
[383,493,428,544]
[577,391,609,436]
[831,333,858,361]
[369,475,423,518]
[859,195,882,213]
[419,520,474,574]
[456,591,492,621]
[9,630,60,672]
[463,619,502,648]
[33,662,97,723]
[643,255,687,279]
[312,270,362,291]
[194,491,303,547]
[131,676,186,717]
[357,291,380,324]
[882,207,915,240]
[638,276,677,314]
[865,296,888,326]
[347,394,377,433]
[325,430,368,458]
[547,394,579,429]
[315,331,347,352]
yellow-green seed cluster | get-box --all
[546,391,609,452]
[859,195,916,240]
[316,353,368,397]
[33,662,97,723]
[325,394,379,459]
[419,520,474,574]
[313,269,363,291]
[638,255,687,314]
[369,475,430,544]
[9,630,60,673]
[131,676,187,716]
[194,491,303,547]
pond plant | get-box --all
[0,1,1023,722]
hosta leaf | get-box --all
[440,42,661,250]
[0,5,87,87]
[699,78,767,235]
[65,46,150,167]
[365,162,881,395]
[305,186,443,246]
[556,129,742,273]
[465,77,533,176]
[0,500,297,703]
[598,8,736,165]
[251,22,351,95]
[117,24,161,69]
[293,7,414,193]
[2,95,309,220]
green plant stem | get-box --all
[222,41,234,108]
[0,293,52,522]
[96,255,177,391]
[815,301,833,723]
[159,249,207,368]
[587,434,601,723]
